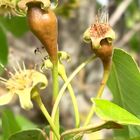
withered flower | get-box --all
[0,0,17,16]
[83,7,115,62]
[83,7,115,49]
[0,62,48,110]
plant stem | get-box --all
[51,55,97,122]
[60,121,121,140]
[83,105,95,126]
[61,72,80,128]
[96,61,111,98]
[84,59,112,126]
[52,63,59,102]
[51,62,59,139]
[33,93,60,139]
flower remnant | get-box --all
[83,7,115,49]
[0,0,24,16]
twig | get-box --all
[116,22,140,47]
[109,0,133,26]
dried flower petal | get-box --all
[18,0,50,11]
[0,92,14,105]
[18,89,33,110]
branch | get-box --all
[109,0,133,26]
[116,22,140,47]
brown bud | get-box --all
[27,2,58,63]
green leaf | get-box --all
[0,17,28,37]
[107,48,140,138]
[91,99,140,125]
[8,129,46,140]
[2,109,21,140]
[15,115,37,130]
[0,25,8,74]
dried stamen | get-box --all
[90,24,110,38]
[16,61,22,72]
[97,6,109,24]
[22,61,26,72]
[0,63,14,76]
[0,77,7,82]
[13,65,19,74]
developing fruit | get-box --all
[27,2,58,63]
